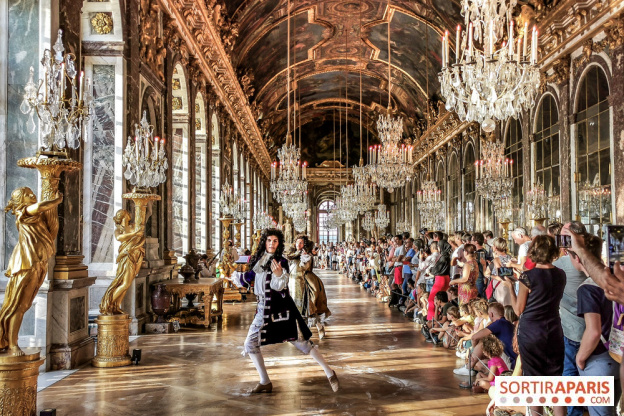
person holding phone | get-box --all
[449,243,478,305]
[503,235,567,416]
[235,229,339,394]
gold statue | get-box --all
[218,240,237,279]
[1,187,63,355]
[251,229,262,255]
[99,209,145,315]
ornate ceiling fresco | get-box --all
[225,0,463,163]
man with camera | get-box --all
[505,227,532,273]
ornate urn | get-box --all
[151,284,172,323]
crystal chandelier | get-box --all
[438,0,540,132]
[270,0,308,205]
[362,211,375,233]
[20,29,94,155]
[526,179,549,221]
[335,194,357,223]
[396,216,410,234]
[123,111,168,191]
[375,204,390,231]
[351,165,377,214]
[367,117,414,193]
[289,208,308,233]
[365,2,414,192]
[493,196,513,223]
[578,176,611,224]
[474,139,513,218]
[219,180,245,218]
[254,211,277,230]
[417,180,445,230]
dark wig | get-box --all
[250,228,285,271]
[295,234,314,253]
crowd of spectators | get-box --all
[322,223,624,416]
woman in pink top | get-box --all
[473,335,509,391]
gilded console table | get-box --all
[162,278,224,328]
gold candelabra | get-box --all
[217,217,236,280]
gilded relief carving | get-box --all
[140,0,167,81]
[90,12,114,35]
[172,97,183,111]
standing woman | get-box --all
[504,235,566,416]
[288,236,332,339]
[449,243,478,305]
[235,229,339,393]
[426,239,452,321]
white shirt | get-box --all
[517,241,531,263]
[393,245,406,267]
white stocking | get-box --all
[309,347,333,378]
[249,352,270,384]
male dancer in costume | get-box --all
[286,235,331,339]
[234,228,339,394]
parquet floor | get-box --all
[37,270,491,415]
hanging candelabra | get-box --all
[438,0,540,132]
[254,211,277,230]
[417,180,445,230]
[578,176,611,225]
[350,165,377,214]
[20,29,94,156]
[526,179,549,225]
[396,216,410,234]
[474,139,513,217]
[367,119,414,193]
[122,111,168,192]
[362,211,376,234]
[375,204,390,232]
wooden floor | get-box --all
[38,270,491,415]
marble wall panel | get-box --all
[90,65,116,263]
[4,0,40,267]
[69,296,86,333]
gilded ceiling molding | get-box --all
[412,106,474,166]
[159,0,271,179]
[537,0,624,71]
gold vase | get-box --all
[91,315,132,368]
[499,220,511,240]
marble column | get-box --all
[521,109,531,228]
[555,56,573,222]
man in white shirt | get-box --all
[505,227,531,272]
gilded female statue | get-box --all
[1,187,63,355]
[99,209,145,315]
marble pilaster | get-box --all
[521,110,531,228]
[610,43,624,223]
[557,70,573,222]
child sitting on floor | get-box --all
[473,334,509,393]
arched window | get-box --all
[211,113,221,251]
[449,153,460,232]
[195,92,207,253]
[505,118,523,228]
[534,94,560,220]
[464,143,476,232]
[172,63,189,258]
[318,201,337,243]
[575,66,611,234]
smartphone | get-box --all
[555,234,572,248]
[606,225,624,273]
[497,267,513,277]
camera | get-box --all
[497,267,513,277]
[475,251,486,262]
[607,225,624,273]
[555,234,571,248]
[419,228,428,235]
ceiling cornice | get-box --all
[159,0,271,179]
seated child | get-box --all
[473,334,509,393]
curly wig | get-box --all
[250,228,285,271]
[295,234,315,253]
